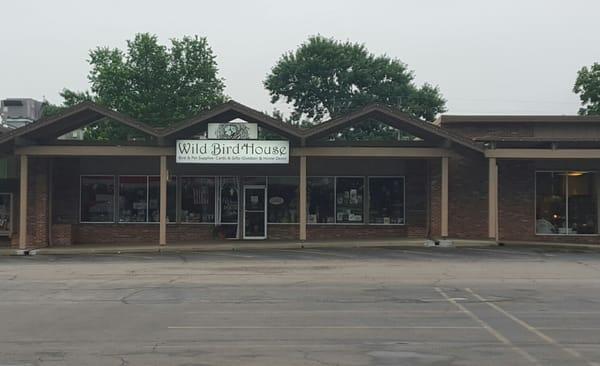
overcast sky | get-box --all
[1,0,598,116]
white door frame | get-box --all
[243,185,267,239]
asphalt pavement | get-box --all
[1,246,600,365]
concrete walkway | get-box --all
[0,238,497,256]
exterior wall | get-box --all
[447,154,489,240]
[498,159,600,244]
[38,156,433,245]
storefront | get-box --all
[1,101,599,248]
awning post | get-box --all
[159,156,167,246]
[19,155,28,249]
[299,156,307,241]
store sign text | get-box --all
[176,140,289,164]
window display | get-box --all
[148,176,177,223]
[267,177,299,223]
[180,177,216,223]
[335,177,364,223]
[81,176,115,222]
[0,193,11,234]
[118,176,148,222]
[369,177,405,224]
[536,171,598,235]
[307,177,335,223]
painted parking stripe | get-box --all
[465,288,600,366]
[168,326,482,330]
[435,287,542,365]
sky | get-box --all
[1,0,598,116]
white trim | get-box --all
[243,185,267,239]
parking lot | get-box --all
[1,246,600,365]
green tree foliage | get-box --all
[574,63,600,116]
[45,33,226,141]
[264,36,446,140]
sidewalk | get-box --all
[0,239,497,256]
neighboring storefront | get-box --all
[0,101,599,248]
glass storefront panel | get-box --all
[369,177,405,224]
[267,177,299,223]
[335,177,364,223]
[536,171,598,235]
[148,176,177,223]
[567,172,597,234]
[180,177,216,223]
[118,176,148,222]
[81,176,115,223]
[307,177,335,224]
[0,193,11,234]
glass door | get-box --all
[0,193,12,237]
[243,185,266,239]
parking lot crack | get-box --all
[120,289,144,304]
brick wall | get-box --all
[498,161,600,245]
[447,154,489,240]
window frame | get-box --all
[266,176,300,224]
[367,176,406,226]
[117,175,150,224]
[178,175,217,225]
[534,170,599,236]
[79,175,116,224]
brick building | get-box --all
[0,101,598,248]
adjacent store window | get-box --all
[148,176,177,223]
[81,176,115,222]
[180,177,216,223]
[307,177,335,223]
[369,177,405,224]
[267,177,299,223]
[118,176,148,222]
[335,177,364,223]
[536,171,598,235]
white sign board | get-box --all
[207,123,258,139]
[176,140,289,164]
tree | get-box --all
[46,33,226,140]
[264,36,446,139]
[574,63,600,116]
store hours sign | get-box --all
[176,140,289,164]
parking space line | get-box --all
[184,310,463,314]
[168,325,482,329]
[435,287,541,365]
[465,288,599,366]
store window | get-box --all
[335,177,364,223]
[148,176,177,223]
[180,177,216,223]
[369,177,405,224]
[118,176,148,222]
[81,176,115,222]
[307,177,335,224]
[267,177,299,223]
[536,171,598,235]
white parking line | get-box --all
[465,288,600,366]
[184,310,464,314]
[168,325,482,330]
[435,287,542,365]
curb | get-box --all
[1,239,499,256]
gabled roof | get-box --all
[438,115,600,124]
[0,101,159,146]
[159,100,303,142]
[0,100,483,154]
[302,104,484,152]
